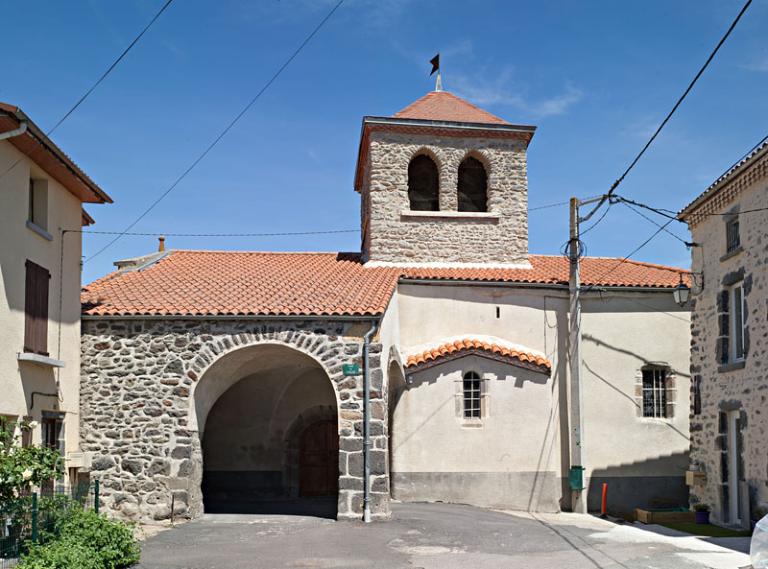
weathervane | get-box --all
[430,53,442,91]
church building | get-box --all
[80,89,692,522]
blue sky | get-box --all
[1,0,766,283]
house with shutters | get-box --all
[680,136,768,528]
[0,103,112,481]
[79,89,691,523]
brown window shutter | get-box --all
[24,260,50,356]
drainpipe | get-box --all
[362,320,379,523]
[0,120,28,140]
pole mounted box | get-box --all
[569,466,585,491]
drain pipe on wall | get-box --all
[0,120,28,141]
[362,319,379,523]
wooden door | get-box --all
[299,420,339,497]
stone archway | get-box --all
[193,343,339,516]
[80,319,391,522]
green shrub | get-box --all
[57,509,140,568]
[19,539,102,569]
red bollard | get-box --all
[601,482,608,516]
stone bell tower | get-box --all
[354,90,536,266]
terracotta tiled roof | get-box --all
[82,251,689,317]
[82,251,400,317]
[403,255,690,289]
[405,337,551,373]
[393,91,509,125]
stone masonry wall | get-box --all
[80,318,389,523]
[688,171,768,524]
[361,130,529,265]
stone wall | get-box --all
[687,168,768,524]
[80,318,389,523]
[361,130,529,265]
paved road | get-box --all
[137,502,750,569]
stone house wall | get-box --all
[80,318,389,523]
[687,166,768,524]
[360,130,529,265]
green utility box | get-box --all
[569,466,585,491]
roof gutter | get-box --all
[0,120,28,141]
[398,278,682,293]
[0,106,112,204]
[361,115,537,135]
[80,313,384,321]
[679,138,768,219]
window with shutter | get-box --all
[24,260,50,356]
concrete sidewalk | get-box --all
[137,503,751,568]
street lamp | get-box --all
[673,274,691,307]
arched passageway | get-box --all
[196,343,339,517]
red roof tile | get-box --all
[82,251,689,317]
[393,91,509,125]
[405,337,551,373]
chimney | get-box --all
[158,236,165,252]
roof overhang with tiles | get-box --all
[679,136,768,227]
[0,102,111,205]
[404,337,552,375]
[354,116,536,193]
[81,251,690,318]
[353,90,536,193]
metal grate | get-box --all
[463,371,481,419]
[642,367,667,418]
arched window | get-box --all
[462,371,482,419]
[408,155,439,211]
[457,156,488,212]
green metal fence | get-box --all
[0,480,99,568]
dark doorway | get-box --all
[300,420,339,497]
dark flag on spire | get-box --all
[430,53,440,76]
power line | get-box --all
[582,218,677,294]
[580,0,752,228]
[0,0,174,182]
[619,200,692,246]
[85,0,344,264]
[78,229,357,237]
[617,193,768,220]
[579,202,613,236]
[49,0,175,135]
[530,200,568,211]
[606,0,752,197]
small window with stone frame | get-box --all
[725,216,740,254]
[462,371,482,419]
[730,282,745,362]
[642,366,670,418]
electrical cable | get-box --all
[49,0,175,135]
[84,0,344,264]
[581,218,676,294]
[0,0,174,182]
[619,200,692,246]
[76,228,357,237]
[606,0,752,197]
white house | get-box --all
[0,102,111,482]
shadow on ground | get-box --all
[203,497,337,519]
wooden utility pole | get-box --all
[568,195,605,513]
[568,197,586,513]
